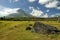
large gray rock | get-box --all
[32,22,60,34]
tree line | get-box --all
[0,16,59,21]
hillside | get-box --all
[5,9,32,18]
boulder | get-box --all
[26,27,32,30]
[29,24,32,26]
[26,24,32,30]
[32,22,60,34]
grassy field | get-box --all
[0,21,60,40]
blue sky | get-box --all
[0,0,60,18]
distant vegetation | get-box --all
[0,16,59,21]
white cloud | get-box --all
[45,0,58,8]
[57,7,60,10]
[29,6,49,18]
[29,7,43,17]
[31,9,43,17]
[15,0,19,2]
[13,0,19,2]
[39,0,50,4]
[39,0,59,8]
[50,13,60,17]
[28,0,36,2]
[9,0,19,3]
[50,15,55,17]
[41,13,48,18]
[37,7,40,10]
[29,6,33,10]
[0,5,20,17]
[46,9,50,12]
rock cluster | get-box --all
[26,24,32,30]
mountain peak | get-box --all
[5,9,32,18]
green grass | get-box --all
[0,21,60,40]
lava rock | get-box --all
[26,27,32,30]
[32,22,60,34]
[29,24,32,26]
